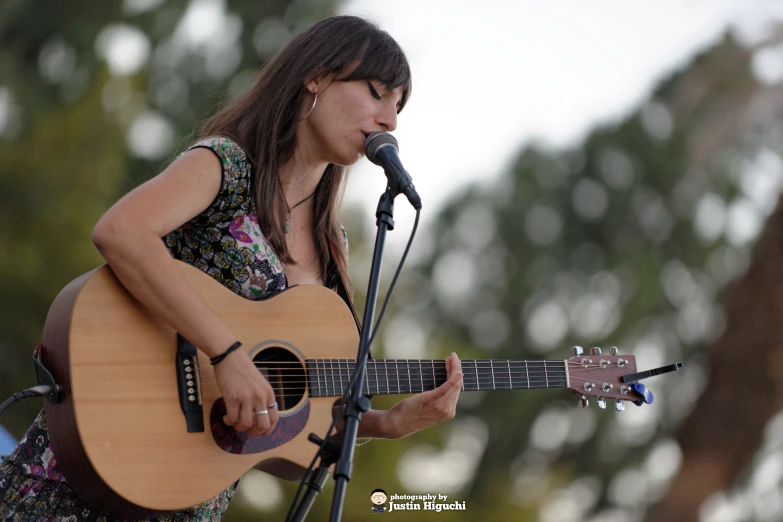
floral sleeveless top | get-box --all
[164,136,348,299]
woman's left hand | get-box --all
[383,352,463,439]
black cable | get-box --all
[368,208,421,347]
[0,386,54,416]
[285,208,421,522]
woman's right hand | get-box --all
[212,349,279,437]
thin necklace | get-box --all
[284,190,316,233]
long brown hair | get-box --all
[198,16,412,295]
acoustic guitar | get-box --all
[39,261,649,518]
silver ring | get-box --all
[268,402,278,409]
[255,409,269,415]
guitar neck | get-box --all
[306,359,569,397]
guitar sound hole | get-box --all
[252,347,305,410]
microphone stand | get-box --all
[329,187,396,522]
[286,187,397,522]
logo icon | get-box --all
[371,489,388,514]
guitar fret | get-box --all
[493,359,510,390]
[321,359,327,396]
[310,360,317,397]
[478,361,494,391]
[544,361,549,388]
[326,359,334,397]
[525,360,530,389]
[529,361,547,388]
[307,360,318,397]
[334,359,340,395]
[318,359,324,397]
[553,361,568,387]
[322,360,327,397]
[506,359,514,390]
[406,359,412,394]
[421,360,435,391]
[365,360,371,395]
[334,359,340,396]
[362,360,367,396]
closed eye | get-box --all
[367,81,382,100]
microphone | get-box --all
[364,131,422,210]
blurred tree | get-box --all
[365,30,783,522]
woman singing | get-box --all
[0,14,462,522]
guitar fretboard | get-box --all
[305,359,568,397]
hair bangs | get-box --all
[338,34,412,112]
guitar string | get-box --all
[246,359,610,365]
[234,380,630,401]
[244,370,615,382]
[246,364,627,378]
[223,370,627,399]
[247,360,624,367]
[249,361,624,370]
[243,373,621,389]
[249,362,622,370]
[248,365,624,375]
[236,374,618,396]
[241,376,608,390]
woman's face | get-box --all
[302,75,404,166]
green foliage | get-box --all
[369,33,773,521]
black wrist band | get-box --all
[210,341,242,366]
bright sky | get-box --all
[338,0,783,249]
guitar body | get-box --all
[41,261,359,519]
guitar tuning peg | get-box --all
[597,398,606,409]
[590,346,601,356]
[572,346,584,356]
[579,395,589,408]
[610,346,618,355]
[630,383,654,406]
[615,401,625,412]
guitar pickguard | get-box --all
[209,398,310,454]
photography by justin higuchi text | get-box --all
[370,489,468,514]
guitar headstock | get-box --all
[565,346,652,411]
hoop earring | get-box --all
[301,92,318,120]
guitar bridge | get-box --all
[176,334,204,433]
